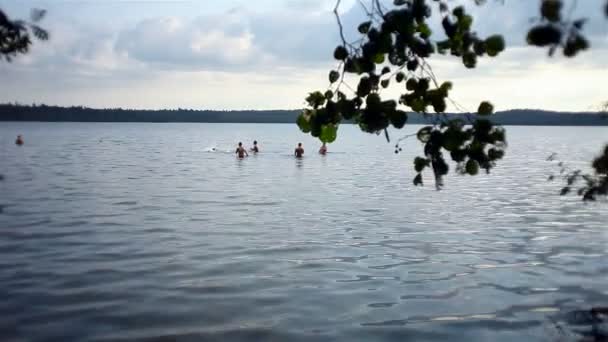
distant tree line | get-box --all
[0,103,302,123]
[1,103,607,126]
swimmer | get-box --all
[294,143,304,158]
[319,142,327,155]
[235,142,249,158]
[250,140,259,153]
[15,135,24,146]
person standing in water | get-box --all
[250,140,259,153]
[235,142,249,158]
[319,142,327,155]
[294,143,304,158]
[15,135,24,146]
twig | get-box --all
[373,0,386,17]
[333,0,350,49]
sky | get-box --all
[0,0,607,111]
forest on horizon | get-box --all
[0,103,607,126]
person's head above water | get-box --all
[253,140,257,145]
[298,143,302,147]
[238,142,242,146]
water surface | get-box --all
[0,123,607,341]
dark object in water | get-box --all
[15,135,24,146]
[551,307,608,341]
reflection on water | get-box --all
[0,123,607,342]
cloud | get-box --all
[112,5,350,71]
[0,0,607,111]
[114,13,274,70]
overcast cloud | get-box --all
[0,0,606,111]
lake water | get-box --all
[0,123,607,342]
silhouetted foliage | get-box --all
[0,8,48,61]
[550,145,608,201]
[298,0,607,198]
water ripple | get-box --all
[0,123,606,341]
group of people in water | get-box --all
[235,140,327,158]
[12,135,328,158]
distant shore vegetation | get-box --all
[1,103,607,126]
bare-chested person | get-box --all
[294,143,304,158]
[250,140,259,153]
[235,142,249,158]
[319,142,327,155]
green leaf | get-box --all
[488,148,505,161]
[417,78,429,92]
[366,92,381,105]
[334,46,349,60]
[357,77,373,97]
[389,110,408,129]
[451,149,467,162]
[417,126,432,143]
[527,25,562,47]
[30,25,49,41]
[338,99,358,120]
[358,21,372,34]
[306,91,326,108]
[406,59,419,71]
[396,72,405,83]
[311,122,322,138]
[485,35,505,56]
[409,99,424,113]
[432,98,446,113]
[440,81,453,92]
[477,101,494,116]
[417,22,432,39]
[453,6,465,18]
[462,52,477,68]
[459,15,473,31]
[541,0,562,22]
[414,157,429,172]
[473,40,486,56]
[564,35,589,57]
[320,124,338,143]
[373,53,385,64]
[442,130,463,151]
[436,39,451,54]
[406,79,418,91]
[30,8,47,22]
[329,70,340,83]
[465,159,480,175]
[413,174,423,186]
[297,113,311,133]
